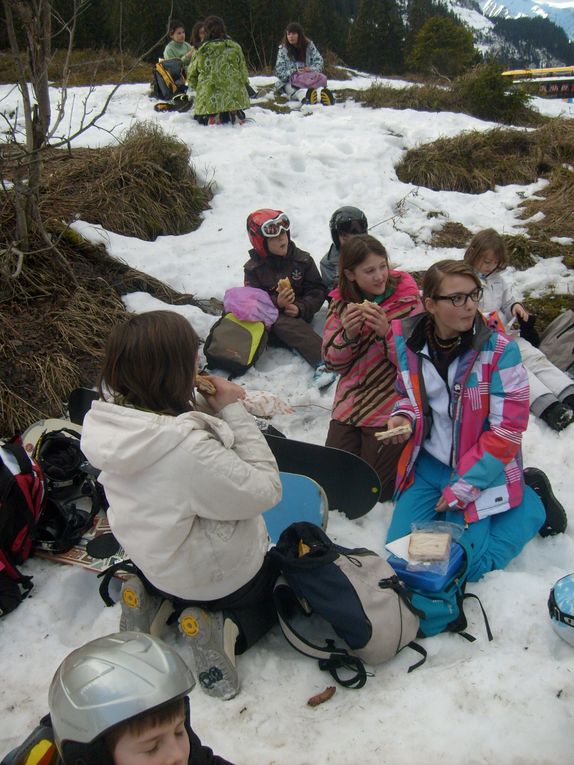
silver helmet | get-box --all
[49,632,195,764]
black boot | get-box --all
[524,467,568,537]
[540,401,574,432]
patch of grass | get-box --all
[522,293,574,334]
[355,65,544,127]
[502,234,537,270]
[0,49,151,86]
[521,165,574,242]
[396,118,574,194]
[430,222,472,248]
[37,121,212,240]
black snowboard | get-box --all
[68,387,98,425]
[264,433,381,519]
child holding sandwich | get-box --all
[244,208,333,386]
[322,234,423,500]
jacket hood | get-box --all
[402,312,492,353]
[81,400,234,476]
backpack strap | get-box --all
[273,577,368,689]
[97,560,139,606]
[461,592,493,642]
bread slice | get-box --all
[408,531,450,561]
[277,277,291,291]
[195,375,217,395]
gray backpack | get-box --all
[538,310,574,376]
[270,523,426,688]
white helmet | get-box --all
[49,632,195,765]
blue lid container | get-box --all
[387,541,464,592]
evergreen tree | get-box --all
[406,16,478,76]
[346,0,405,74]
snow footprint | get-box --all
[289,154,306,173]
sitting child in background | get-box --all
[81,311,282,702]
[274,22,334,105]
[190,20,206,56]
[163,19,194,64]
[322,234,423,500]
[244,208,334,387]
[464,229,574,432]
[320,206,368,292]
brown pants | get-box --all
[326,420,405,502]
[271,314,323,368]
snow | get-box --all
[1,75,573,765]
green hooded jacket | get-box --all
[187,38,250,116]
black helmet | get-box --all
[49,632,195,765]
[329,206,368,248]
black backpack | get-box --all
[31,426,104,554]
[0,442,45,616]
[203,312,268,378]
[151,59,188,101]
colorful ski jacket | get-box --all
[391,312,529,523]
[322,271,422,427]
[274,41,324,88]
[244,243,327,323]
[187,38,250,116]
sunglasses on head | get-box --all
[337,220,367,236]
[261,213,290,238]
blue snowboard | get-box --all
[264,472,328,544]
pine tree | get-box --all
[406,16,478,76]
[346,0,405,74]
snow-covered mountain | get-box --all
[481,0,574,41]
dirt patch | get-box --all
[429,222,472,248]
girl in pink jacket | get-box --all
[322,235,423,500]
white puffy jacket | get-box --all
[479,270,519,324]
[81,400,282,601]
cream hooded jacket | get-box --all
[81,400,282,601]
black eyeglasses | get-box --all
[434,288,483,307]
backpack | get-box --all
[538,310,574,376]
[151,59,187,101]
[203,312,268,378]
[269,522,426,689]
[27,423,104,554]
[0,442,45,615]
[1,715,59,765]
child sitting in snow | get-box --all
[1,631,233,765]
[163,19,194,65]
[320,206,369,292]
[80,311,282,702]
[464,229,574,432]
[244,208,334,387]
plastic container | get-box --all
[387,541,464,592]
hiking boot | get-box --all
[119,575,172,636]
[302,87,318,105]
[312,363,337,390]
[178,608,240,700]
[540,401,574,432]
[320,87,335,106]
[524,467,568,537]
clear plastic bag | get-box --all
[406,521,463,576]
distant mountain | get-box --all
[480,0,574,41]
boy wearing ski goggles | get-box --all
[261,213,291,238]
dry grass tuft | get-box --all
[39,122,212,240]
[430,222,472,248]
[396,119,574,194]
[522,293,574,334]
[521,165,574,242]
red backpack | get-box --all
[0,442,45,616]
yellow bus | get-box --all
[502,66,574,99]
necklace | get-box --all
[433,333,461,351]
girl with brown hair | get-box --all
[274,22,333,104]
[81,310,282,702]
[321,234,423,500]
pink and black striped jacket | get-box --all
[391,312,530,523]
[322,271,422,427]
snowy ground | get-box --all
[1,75,573,765]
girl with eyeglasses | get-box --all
[381,259,564,635]
[244,209,332,386]
[464,228,574,432]
[321,234,423,500]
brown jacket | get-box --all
[244,243,327,323]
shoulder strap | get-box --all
[273,577,367,689]
[97,560,139,606]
